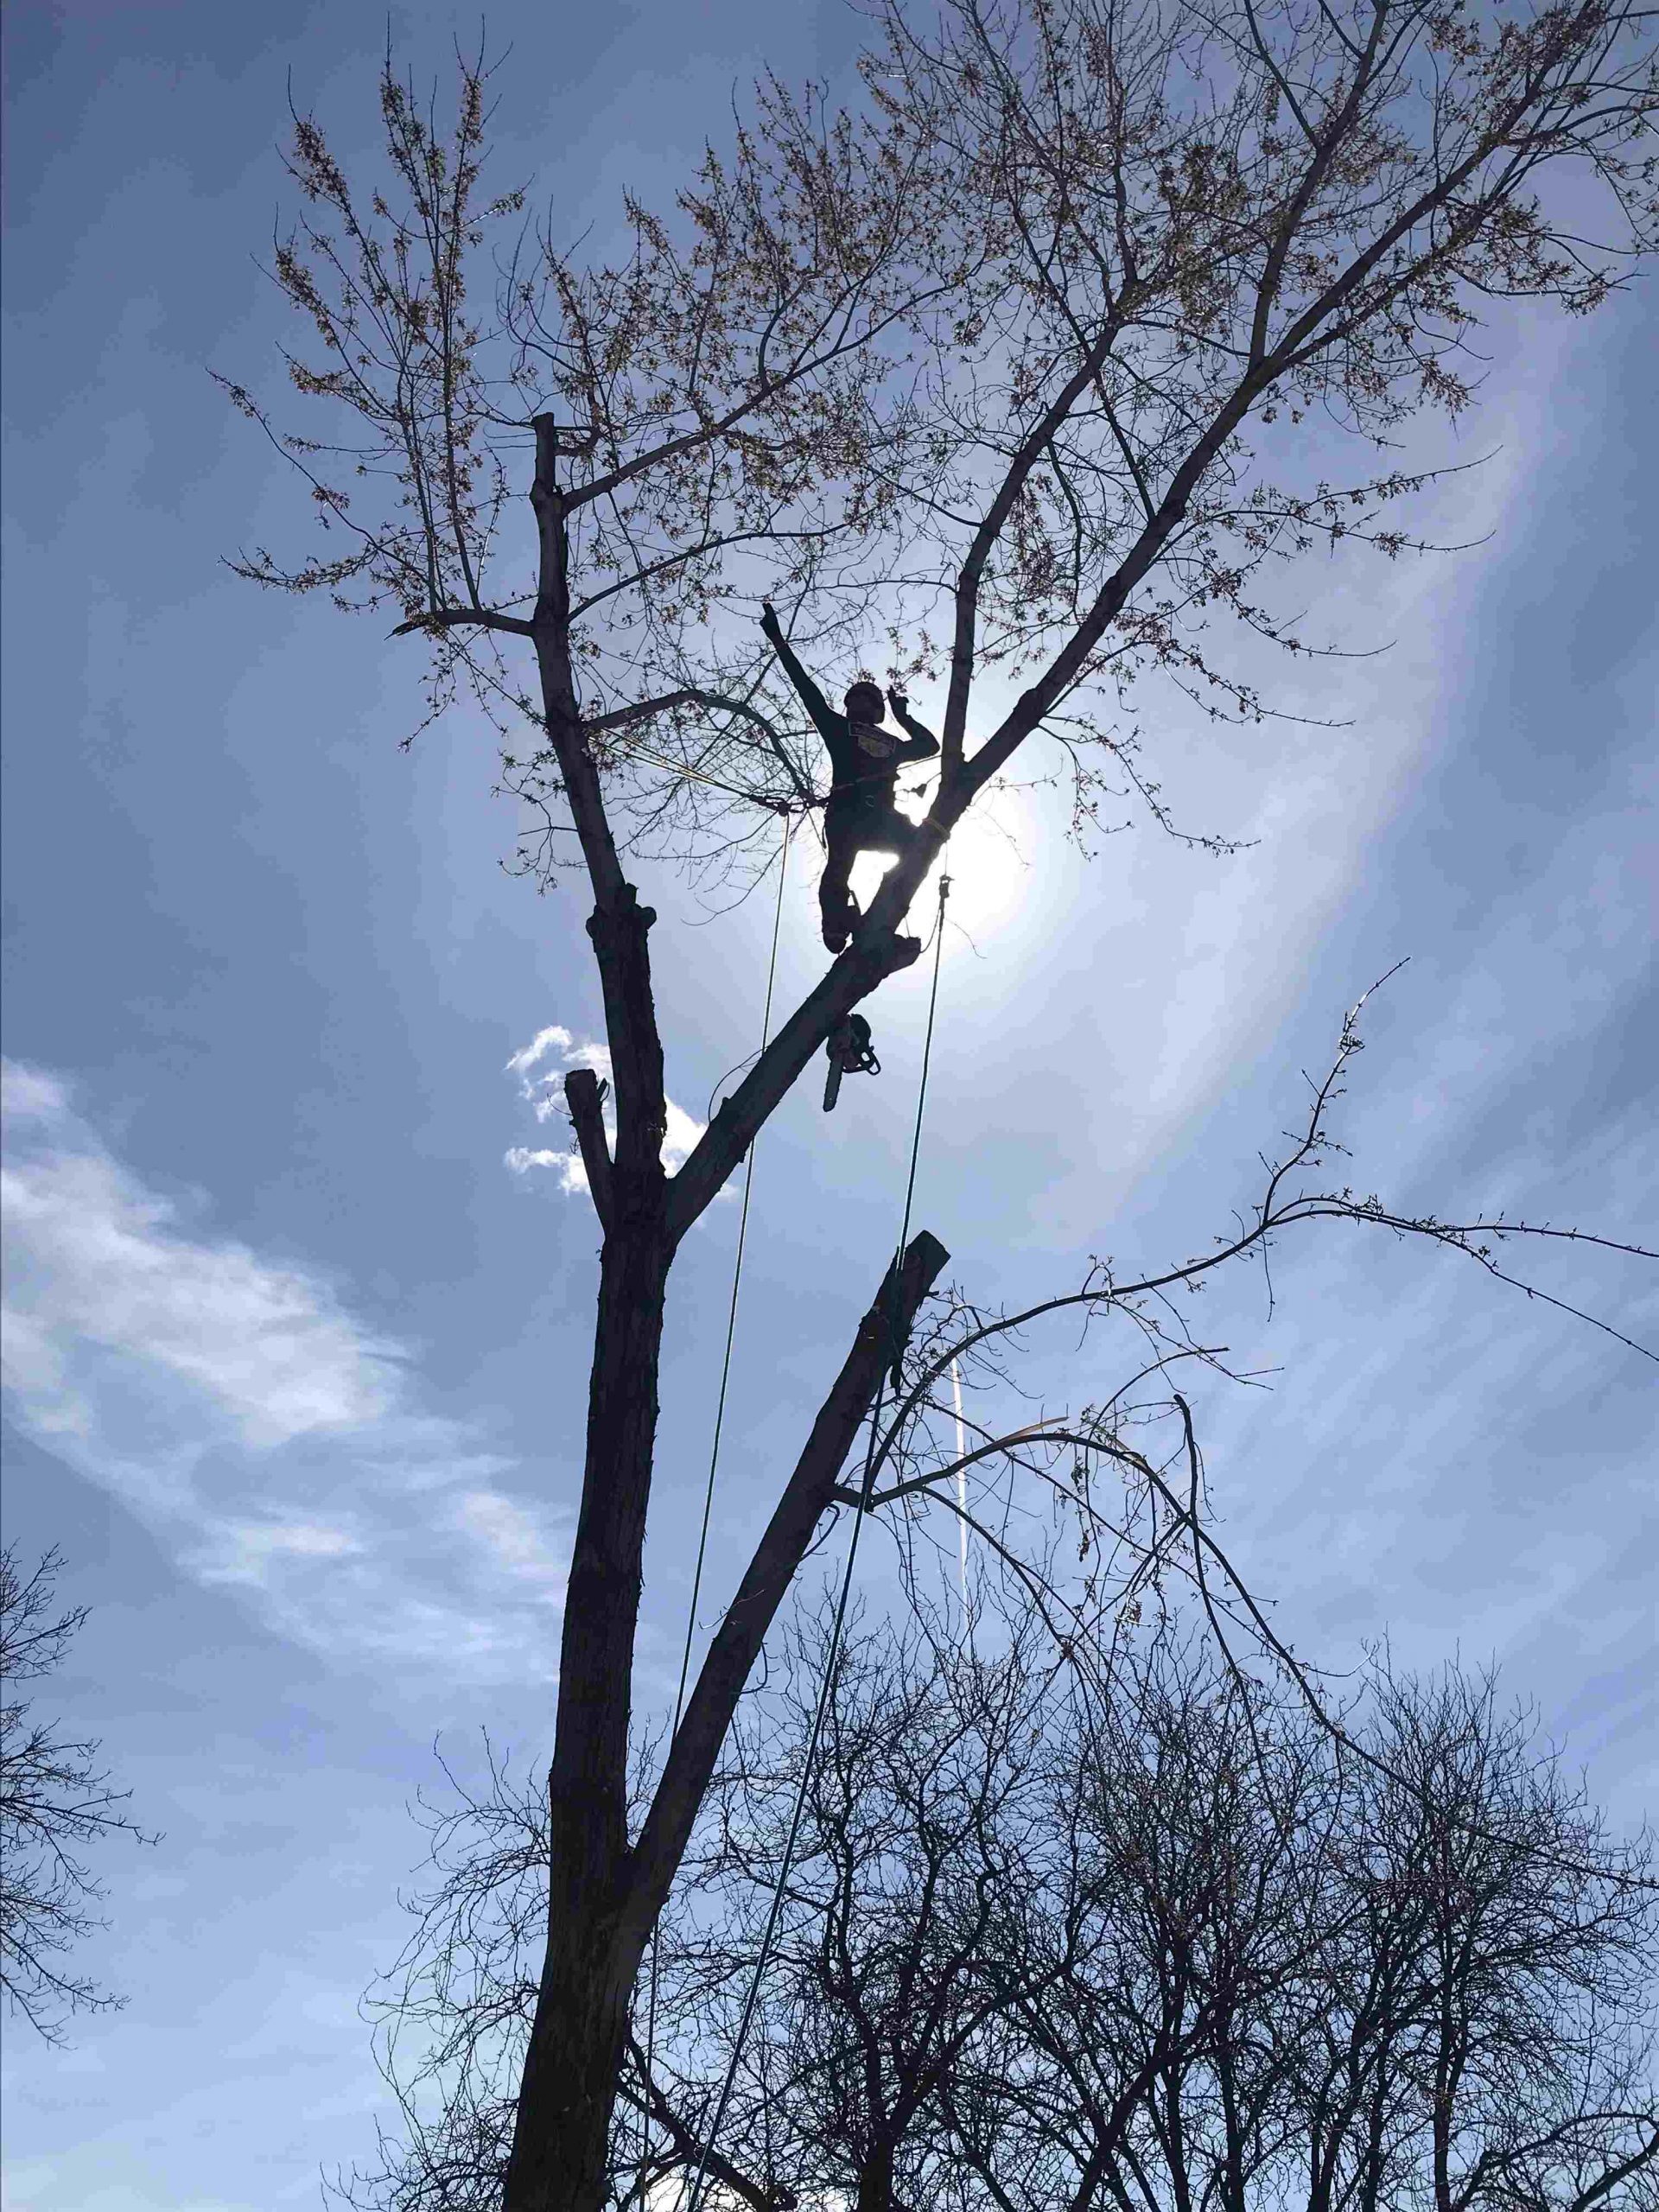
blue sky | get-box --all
[2,2,1656,2205]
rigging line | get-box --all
[951,1357,970,1613]
[596,727,829,853]
[675,812,793,1735]
[575,694,827,843]
[685,866,952,2212]
[602,728,803,813]
[638,811,792,2202]
[587,709,824,826]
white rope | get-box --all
[683,871,952,2212]
[951,1356,970,1611]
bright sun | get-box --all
[846,780,1031,944]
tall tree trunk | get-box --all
[505,416,680,2212]
[505,1217,671,2212]
[503,1222,950,2211]
[501,417,950,2211]
[856,2139,897,2212]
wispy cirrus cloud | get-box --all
[503,1023,706,1192]
[1,1062,568,1681]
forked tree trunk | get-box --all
[505,423,681,2210]
[507,1912,637,2212]
[502,1219,950,2210]
[502,417,950,2210]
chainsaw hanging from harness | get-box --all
[823,1013,880,1112]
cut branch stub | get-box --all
[564,1069,614,1230]
[584,888,668,1198]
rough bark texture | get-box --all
[503,416,680,2212]
[856,2143,897,2212]
[503,1224,949,2211]
[624,1230,950,1952]
[501,415,954,2212]
[505,1218,671,2212]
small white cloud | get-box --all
[506,1027,612,1115]
[503,1025,574,1078]
[662,1099,704,1171]
[504,1024,706,1191]
[505,1144,589,1194]
[1,1061,569,1683]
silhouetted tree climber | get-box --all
[760,602,939,952]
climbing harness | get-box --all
[822,1012,880,1111]
[683,869,951,2212]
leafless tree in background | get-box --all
[653,1603,1054,2212]
[232,3,1658,2198]
[937,1632,1338,2212]
[1265,1666,1659,2212]
[940,1646,1659,2212]
[0,1546,153,2042]
[334,1609,1656,2212]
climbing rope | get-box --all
[683,867,952,2212]
[589,709,822,831]
[951,1355,970,1611]
[606,727,812,818]
[638,812,793,2192]
[674,814,794,1734]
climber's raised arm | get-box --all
[760,602,837,743]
